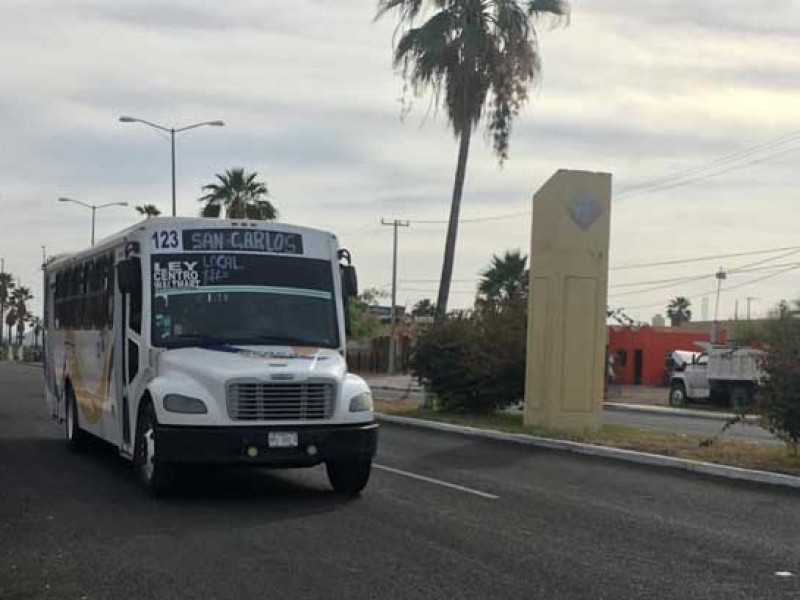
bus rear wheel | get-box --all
[65,388,90,452]
[326,459,372,495]
[133,402,172,497]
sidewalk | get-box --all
[363,374,761,430]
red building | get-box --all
[607,325,727,386]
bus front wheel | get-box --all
[326,459,372,495]
[133,402,172,497]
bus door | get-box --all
[116,245,146,456]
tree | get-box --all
[199,168,277,220]
[667,296,692,327]
[411,298,437,317]
[11,286,32,346]
[135,204,162,218]
[0,272,14,345]
[29,316,43,350]
[376,0,570,320]
[5,308,17,348]
[411,302,527,413]
[477,250,528,307]
[348,288,389,341]
[751,316,800,456]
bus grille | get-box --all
[227,381,335,421]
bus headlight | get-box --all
[348,391,373,412]
[164,394,208,414]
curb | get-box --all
[376,413,800,491]
[371,385,758,423]
[603,402,759,424]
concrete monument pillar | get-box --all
[524,170,612,432]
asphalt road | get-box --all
[2,361,799,600]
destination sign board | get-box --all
[182,229,303,255]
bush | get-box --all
[756,318,800,456]
[410,303,527,413]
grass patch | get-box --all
[375,400,800,477]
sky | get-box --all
[1,0,799,324]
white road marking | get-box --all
[374,463,499,500]
[774,571,794,577]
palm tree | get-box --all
[667,296,692,327]
[11,286,33,343]
[6,308,17,349]
[29,316,43,350]
[0,272,14,345]
[477,250,528,306]
[135,204,162,218]
[411,298,437,316]
[198,168,277,220]
[376,0,570,320]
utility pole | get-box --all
[712,267,727,344]
[381,218,410,374]
[746,297,757,321]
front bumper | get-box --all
[155,422,378,467]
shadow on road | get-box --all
[1,433,357,534]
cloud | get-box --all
[2,0,800,321]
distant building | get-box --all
[651,314,666,328]
[368,305,405,324]
[607,325,727,386]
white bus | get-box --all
[43,217,377,495]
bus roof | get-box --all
[45,217,339,272]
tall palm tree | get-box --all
[6,308,17,349]
[0,272,14,345]
[29,316,43,350]
[135,204,162,218]
[477,250,528,306]
[11,287,32,347]
[376,0,570,320]
[667,296,692,327]
[198,168,277,220]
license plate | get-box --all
[268,432,298,448]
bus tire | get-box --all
[133,401,172,497]
[668,381,687,407]
[65,387,91,452]
[326,458,372,496]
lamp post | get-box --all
[58,197,128,246]
[118,116,225,217]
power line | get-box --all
[611,245,800,271]
[615,263,800,312]
[394,129,800,227]
[617,129,800,197]
[617,145,800,200]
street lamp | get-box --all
[118,116,225,217]
[58,197,128,246]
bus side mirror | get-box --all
[342,265,358,298]
[117,258,141,295]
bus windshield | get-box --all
[150,254,339,349]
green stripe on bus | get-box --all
[154,285,332,300]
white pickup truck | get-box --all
[668,345,765,410]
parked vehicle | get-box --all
[668,345,764,410]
